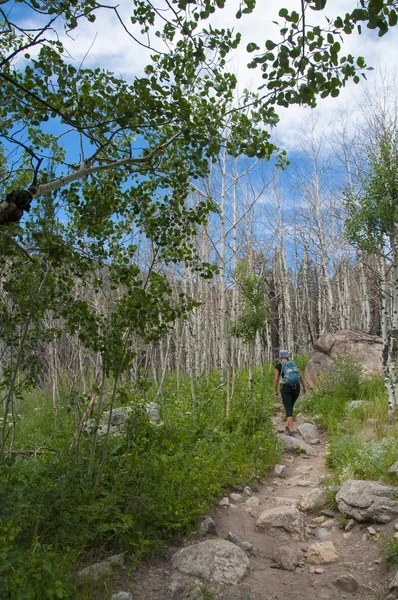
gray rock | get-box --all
[315,528,330,542]
[278,434,317,456]
[336,479,398,523]
[171,540,250,585]
[185,586,203,600]
[216,583,255,600]
[160,576,187,600]
[345,519,356,532]
[299,488,326,512]
[333,574,359,593]
[219,497,229,507]
[243,486,252,496]
[297,423,320,443]
[230,493,244,503]
[146,401,161,423]
[112,594,133,600]
[390,569,398,590]
[256,506,305,540]
[273,545,302,571]
[199,517,218,536]
[273,403,283,411]
[77,553,124,584]
[226,531,253,555]
[274,464,287,478]
[347,401,367,410]
[245,496,260,506]
[389,461,398,474]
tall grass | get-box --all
[0,366,282,599]
[297,358,398,484]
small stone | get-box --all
[394,522,398,532]
[274,464,287,478]
[311,516,326,524]
[310,439,321,445]
[273,545,302,571]
[309,566,315,574]
[199,517,218,536]
[273,403,283,411]
[112,594,132,600]
[230,493,244,503]
[345,519,356,532]
[333,575,359,593]
[245,496,260,507]
[296,480,313,487]
[367,526,377,535]
[226,531,254,555]
[243,486,252,497]
[306,542,338,564]
[343,532,352,540]
[230,504,238,510]
[314,568,325,574]
[389,461,398,474]
[219,497,229,506]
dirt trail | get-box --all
[126,412,396,600]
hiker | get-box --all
[274,350,306,436]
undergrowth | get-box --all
[0,366,282,599]
[297,358,398,485]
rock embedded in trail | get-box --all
[299,488,326,512]
[219,497,229,507]
[171,540,250,585]
[256,506,305,540]
[112,594,133,600]
[230,493,245,503]
[336,479,398,523]
[297,423,320,443]
[272,545,302,571]
[215,583,255,600]
[274,464,287,478]
[278,433,317,457]
[243,486,252,497]
[333,574,359,593]
[274,496,299,507]
[306,541,339,564]
[245,496,260,506]
[199,517,218,536]
[226,531,254,555]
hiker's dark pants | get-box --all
[281,384,300,418]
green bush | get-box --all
[0,367,281,599]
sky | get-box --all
[47,0,398,149]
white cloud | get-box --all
[28,1,398,142]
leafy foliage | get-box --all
[0,368,281,598]
[345,129,398,251]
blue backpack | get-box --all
[281,360,300,386]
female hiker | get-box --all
[274,350,306,436]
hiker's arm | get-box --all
[300,372,307,394]
[274,369,280,397]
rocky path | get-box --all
[115,411,398,600]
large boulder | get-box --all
[336,479,398,523]
[171,540,250,585]
[305,330,382,389]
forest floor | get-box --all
[115,411,397,600]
